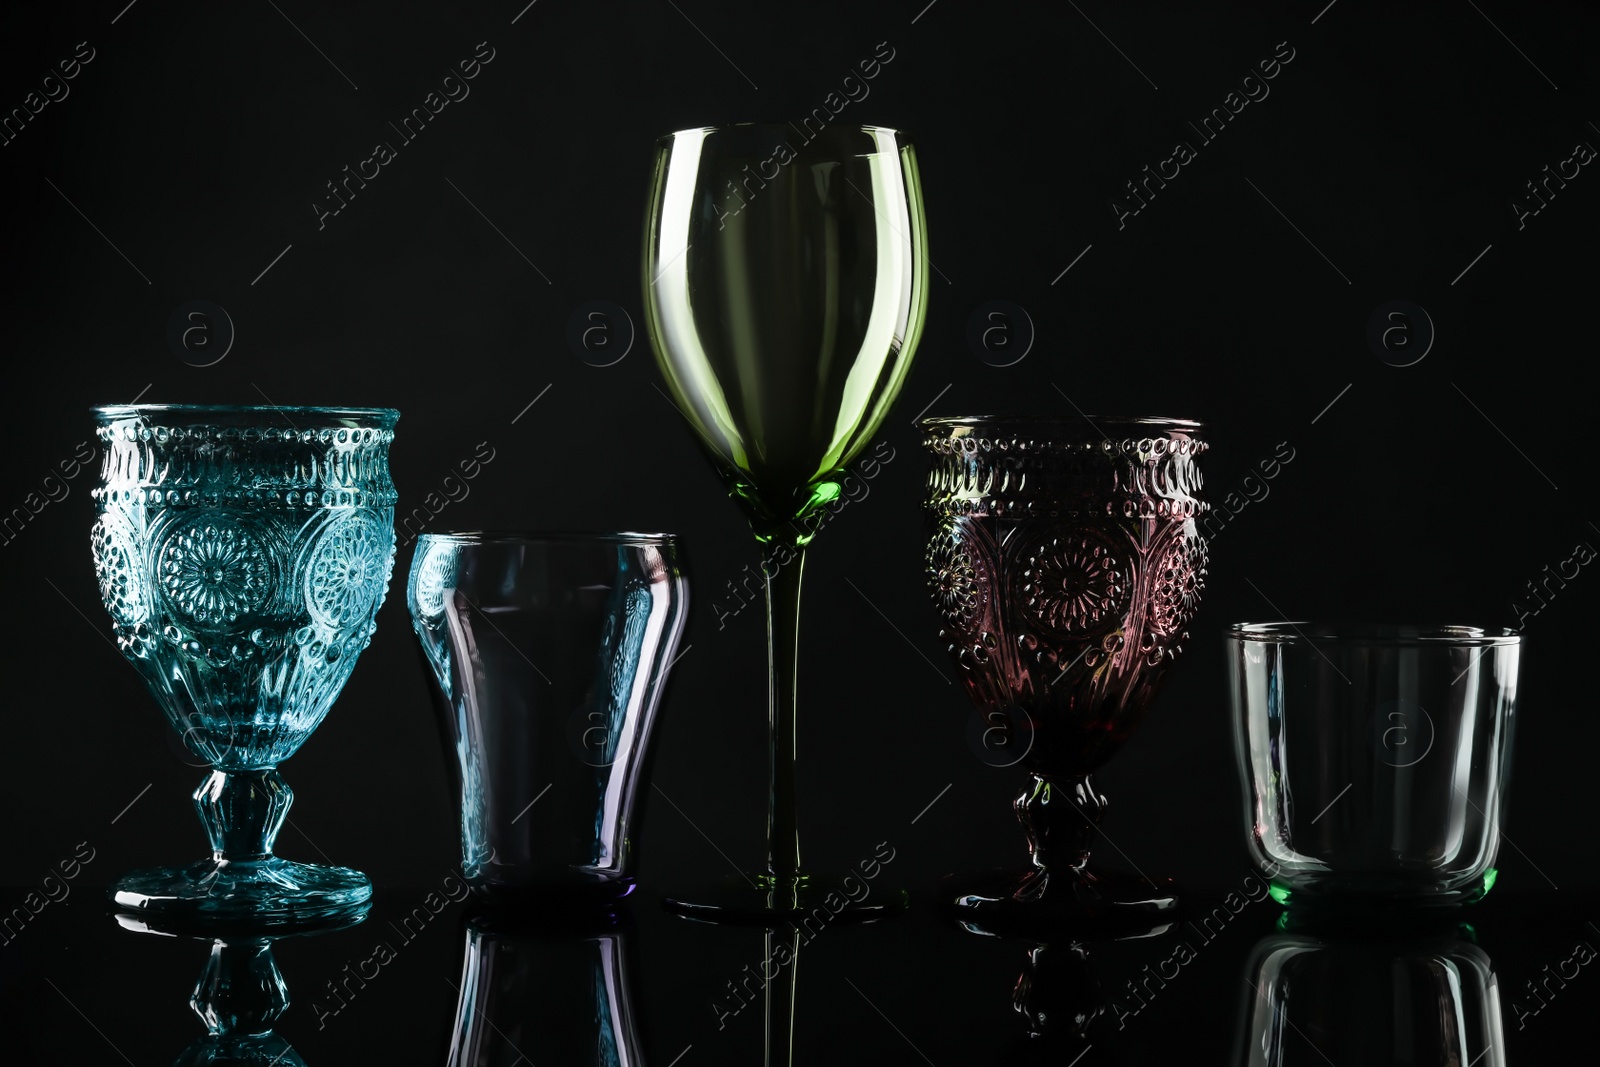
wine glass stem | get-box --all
[764,542,806,887]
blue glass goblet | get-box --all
[91,404,399,923]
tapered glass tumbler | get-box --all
[91,404,398,923]
[408,533,689,903]
[643,122,927,919]
[1230,623,1520,907]
[922,415,1209,927]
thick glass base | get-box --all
[663,874,908,924]
[464,876,636,909]
[111,857,372,926]
[948,867,1177,938]
[1268,867,1497,911]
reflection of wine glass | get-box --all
[115,902,370,1067]
[91,405,398,922]
[643,123,928,918]
[445,910,645,1067]
[922,416,1209,926]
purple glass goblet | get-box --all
[923,415,1209,928]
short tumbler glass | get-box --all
[1229,624,1520,907]
[408,533,689,903]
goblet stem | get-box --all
[1016,773,1105,876]
[195,769,292,863]
[763,539,806,892]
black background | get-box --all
[1,0,1596,1062]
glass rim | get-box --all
[921,414,1202,432]
[414,530,680,547]
[94,403,399,425]
[657,121,911,146]
[1228,622,1521,647]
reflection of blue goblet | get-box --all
[91,404,399,923]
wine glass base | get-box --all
[946,867,1178,938]
[663,875,908,925]
[111,857,372,926]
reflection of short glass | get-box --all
[1233,926,1506,1065]
[445,911,644,1067]
[1229,624,1521,906]
[408,533,689,901]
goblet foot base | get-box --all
[111,857,372,926]
[947,867,1177,938]
[173,1033,305,1067]
[663,875,908,925]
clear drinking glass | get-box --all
[407,533,689,902]
[1229,623,1521,906]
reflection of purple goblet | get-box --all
[922,415,1209,927]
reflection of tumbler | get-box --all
[408,533,689,900]
[447,911,645,1067]
[1230,624,1520,905]
[1233,928,1506,1066]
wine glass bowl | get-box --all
[922,415,1209,926]
[643,122,928,917]
[645,122,928,541]
[91,404,398,924]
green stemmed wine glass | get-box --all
[643,123,929,919]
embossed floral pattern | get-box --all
[159,517,272,626]
[927,525,988,630]
[1022,529,1129,637]
[92,511,150,627]
[305,512,394,628]
[410,538,457,622]
[1148,529,1207,637]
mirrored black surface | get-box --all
[2,885,1592,1064]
